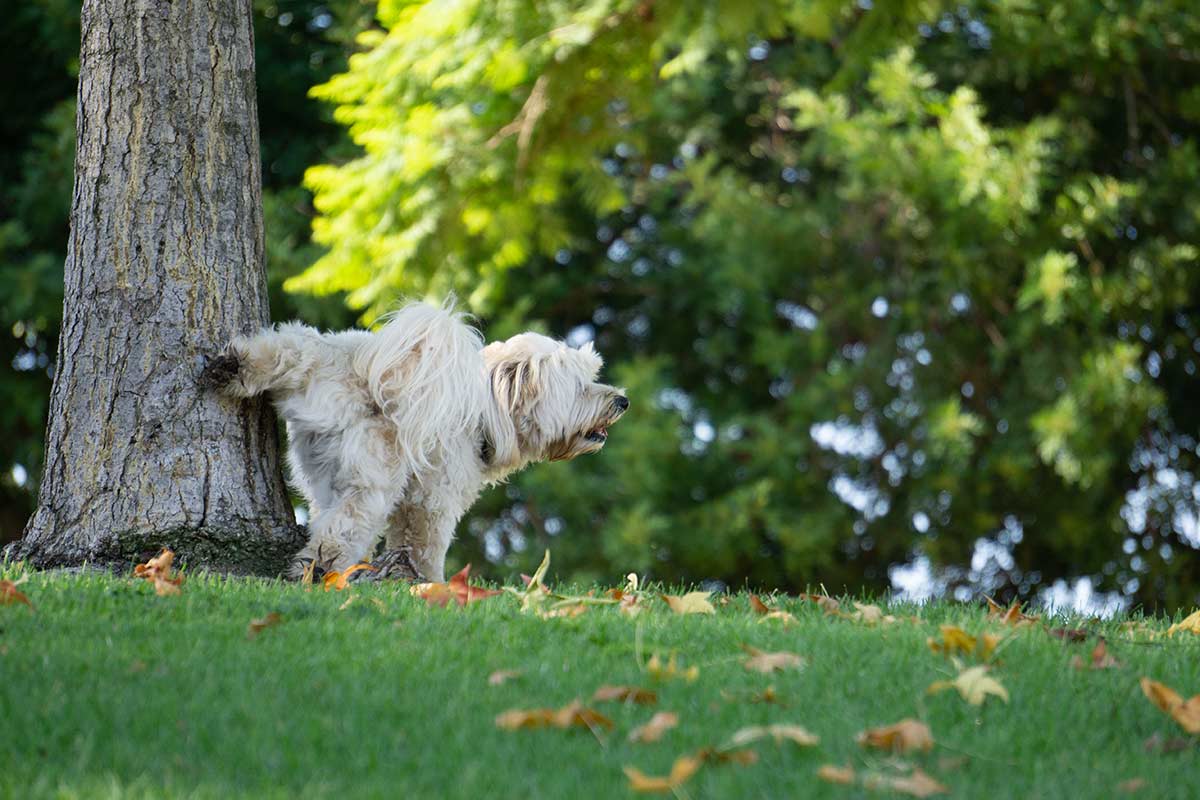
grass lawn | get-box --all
[1,561,1198,799]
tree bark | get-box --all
[11,0,303,573]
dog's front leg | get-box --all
[385,502,458,583]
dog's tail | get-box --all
[354,298,487,475]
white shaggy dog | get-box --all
[203,302,628,581]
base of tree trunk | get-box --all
[6,521,305,577]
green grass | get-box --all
[1,567,1197,799]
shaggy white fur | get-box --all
[207,301,627,580]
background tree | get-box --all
[297,0,1200,609]
[11,0,308,571]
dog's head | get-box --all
[483,332,628,465]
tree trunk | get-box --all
[11,0,303,573]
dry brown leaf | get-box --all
[322,563,376,592]
[1071,639,1120,670]
[742,645,806,674]
[628,711,679,743]
[1140,677,1200,734]
[817,765,856,785]
[494,699,613,732]
[702,747,758,766]
[749,594,771,614]
[593,685,658,705]
[1143,732,1192,753]
[646,653,699,683]
[879,768,950,798]
[133,548,184,596]
[801,593,841,615]
[857,718,934,754]
[928,665,1009,706]
[488,669,522,686]
[1048,627,1089,642]
[728,723,819,748]
[410,564,502,607]
[623,754,703,794]
[661,591,716,615]
[1117,778,1147,794]
[985,596,1038,626]
[0,578,32,609]
[246,612,283,639]
[851,602,898,625]
[1167,609,1200,638]
[540,602,590,619]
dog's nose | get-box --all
[614,395,629,412]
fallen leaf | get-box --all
[851,602,898,626]
[623,754,703,794]
[749,594,771,615]
[1049,627,1089,642]
[801,593,841,615]
[246,612,282,639]
[927,625,998,660]
[0,578,32,609]
[322,563,375,592]
[1143,732,1192,753]
[817,765,856,785]
[488,669,523,686]
[1167,609,1200,638]
[410,564,501,606]
[338,595,357,611]
[1140,677,1200,734]
[1117,778,1147,794]
[662,591,716,615]
[540,601,590,619]
[702,747,758,766]
[879,768,950,798]
[593,685,657,705]
[133,548,184,596]
[494,700,614,732]
[728,723,819,748]
[857,718,934,754]
[1071,639,1120,670]
[742,645,806,674]
[985,596,1038,626]
[747,593,797,624]
[298,559,316,587]
[928,665,1009,706]
[628,711,679,743]
[646,653,699,683]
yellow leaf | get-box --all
[1167,609,1200,638]
[1140,677,1200,734]
[817,764,856,785]
[323,563,376,592]
[494,700,613,732]
[879,768,950,797]
[985,596,1038,626]
[928,665,1009,706]
[487,669,522,686]
[742,645,806,674]
[857,718,934,753]
[728,724,819,748]
[661,591,716,615]
[134,549,184,596]
[927,625,997,660]
[623,754,703,794]
[628,711,679,743]
[646,653,699,683]
[851,602,898,625]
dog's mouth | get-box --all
[584,426,609,444]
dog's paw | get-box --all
[199,352,240,391]
[286,557,328,584]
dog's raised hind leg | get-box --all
[200,326,313,398]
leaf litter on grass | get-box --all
[410,564,501,606]
[741,645,805,674]
[1140,677,1200,734]
[928,664,1009,706]
[628,712,678,743]
[0,576,32,609]
[133,548,184,596]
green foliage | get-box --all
[304,0,1200,609]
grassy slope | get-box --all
[0,568,1197,799]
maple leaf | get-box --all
[1167,609,1200,638]
[133,548,184,596]
[592,685,657,705]
[1071,639,1120,670]
[749,594,771,614]
[661,591,716,615]
[871,768,950,798]
[928,665,1009,706]
[0,577,32,610]
[984,596,1038,626]
[246,612,283,639]
[322,563,376,592]
[1140,677,1200,734]
[494,700,614,732]
[850,602,898,626]
[927,625,998,661]
[646,653,699,683]
[748,594,797,624]
[487,669,522,686]
[857,718,934,754]
[727,724,819,748]
[742,645,805,674]
[628,711,679,743]
[410,564,502,606]
[817,765,856,785]
[623,754,703,794]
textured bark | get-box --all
[12,0,303,573]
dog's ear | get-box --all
[485,348,542,418]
